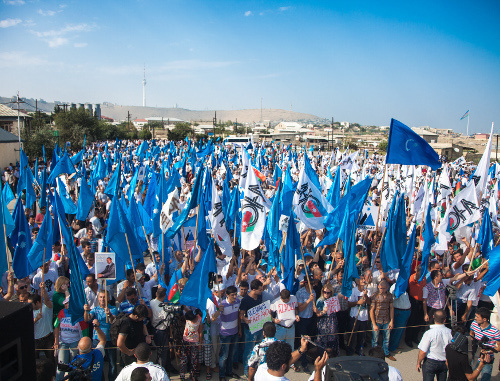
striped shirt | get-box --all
[220,298,240,336]
[470,321,500,349]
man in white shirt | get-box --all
[116,342,170,381]
[30,281,54,361]
[32,261,58,298]
[416,309,452,380]
[270,289,299,349]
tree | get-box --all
[168,122,193,141]
[22,125,56,159]
[53,108,108,149]
[138,129,152,139]
[378,140,388,152]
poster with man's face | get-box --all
[95,252,116,280]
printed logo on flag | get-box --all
[304,199,322,218]
[242,210,256,232]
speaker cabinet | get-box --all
[0,302,36,381]
[323,356,389,381]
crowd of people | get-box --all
[1,134,500,381]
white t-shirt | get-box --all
[115,361,170,381]
[270,295,298,328]
[255,363,289,381]
[348,287,372,321]
[34,303,53,339]
[32,269,58,297]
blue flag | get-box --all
[47,152,77,184]
[167,167,205,239]
[105,196,144,269]
[54,191,89,324]
[477,208,494,259]
[419,203,436,282]
[11,198,33,279]
[326,166,341,209]
[104,157,122,198]
[57,178,77,215]
[27,208,53,271]
[341,209,358,298]
[484,244,500,296]
[386,118,442,170]
[178,238,217,319]
[282,212,301,292]
[0,183,9,275]
[76,177,94,221]
[394,226,417,298]
[380,193,407,272]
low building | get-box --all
[429,142,463,161]
[0,104,32,136]
[412,128,439,143]
[0,128,23,169]
[132,118,148,130]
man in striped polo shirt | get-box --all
[470,307,500,381]
[219,285,241,381]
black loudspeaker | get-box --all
[0,302,36,380]
[323,356,389,381]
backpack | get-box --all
[109,312,129,346]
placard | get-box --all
[325,296,340,315]
[95,252,116,280]
[247,300,271,334]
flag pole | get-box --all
[193,206,200,251]
[278,232,287,276]
[326,237,341,282]
[41,248,46,284]
[104,279,108,323]
[376,164,387,231]
[298,244,313,293]
[4,222,12,273]
[124,232,142,299]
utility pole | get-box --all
[127,111,132,131]
[11,92,26,153]
[331,117,334,151]
[213,111,217,139]
[235,118,238,136]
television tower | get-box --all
[142,65,146,107]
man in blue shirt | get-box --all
[84,290,118,380]
[71,319,107,381]
[119,288,152,318]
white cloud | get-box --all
[3,0,25,5]
[48,37,68,47]
[0,18,22,28]
[0,51,48,68]
[73,42,87,48]
[244,10,252,16]
[37,9,58,16]
[279,6,291,12]
[32,23,94,38]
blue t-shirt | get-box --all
[89,306,118,341]
[73,347,104,381]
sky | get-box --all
[0,0,499,133]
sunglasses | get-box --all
[323,291,332,295]
[18,285,27,290]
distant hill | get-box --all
[0,96,327,125]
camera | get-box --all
[158,302,183,327]
[57,357,92,381]
[478,336,497,364]
[208,272,217,290]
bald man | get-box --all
[69,319,107,381]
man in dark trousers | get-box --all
[98,257,115,279]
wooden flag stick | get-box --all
[41,248,46,284]
[326,237,341,283]
[375,164,388,232]
[4,222,12,273]
[104,279,108,323]
[124,232,142,299]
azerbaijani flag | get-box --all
[304,200,322,218]
[460,110,469,120]
[253,167,266,182]
[242,210,256,232]
[167,268,183,303]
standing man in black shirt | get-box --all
[117,304,151,365]
[239,279,264,378]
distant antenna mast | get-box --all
[142,65,146,107]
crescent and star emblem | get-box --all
[405,139,414,152]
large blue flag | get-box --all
[394,226,417,298]
[178,238,217,319]
[54,191,89,324]
[386,118,442,170]
[341,209,358,298]
[484,244,500,296]
[380,192,407,273]
[11,198,33,279]
[104,157,122,198]
[326,166,341,209]
[282,212,301,292]
[105,196,143,269]
[57,178,77,215]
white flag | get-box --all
[437,165,452,203]
[441,181,481,234]
[241,165,269,250]
[471,123,494,199]
[210,178,233,255]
